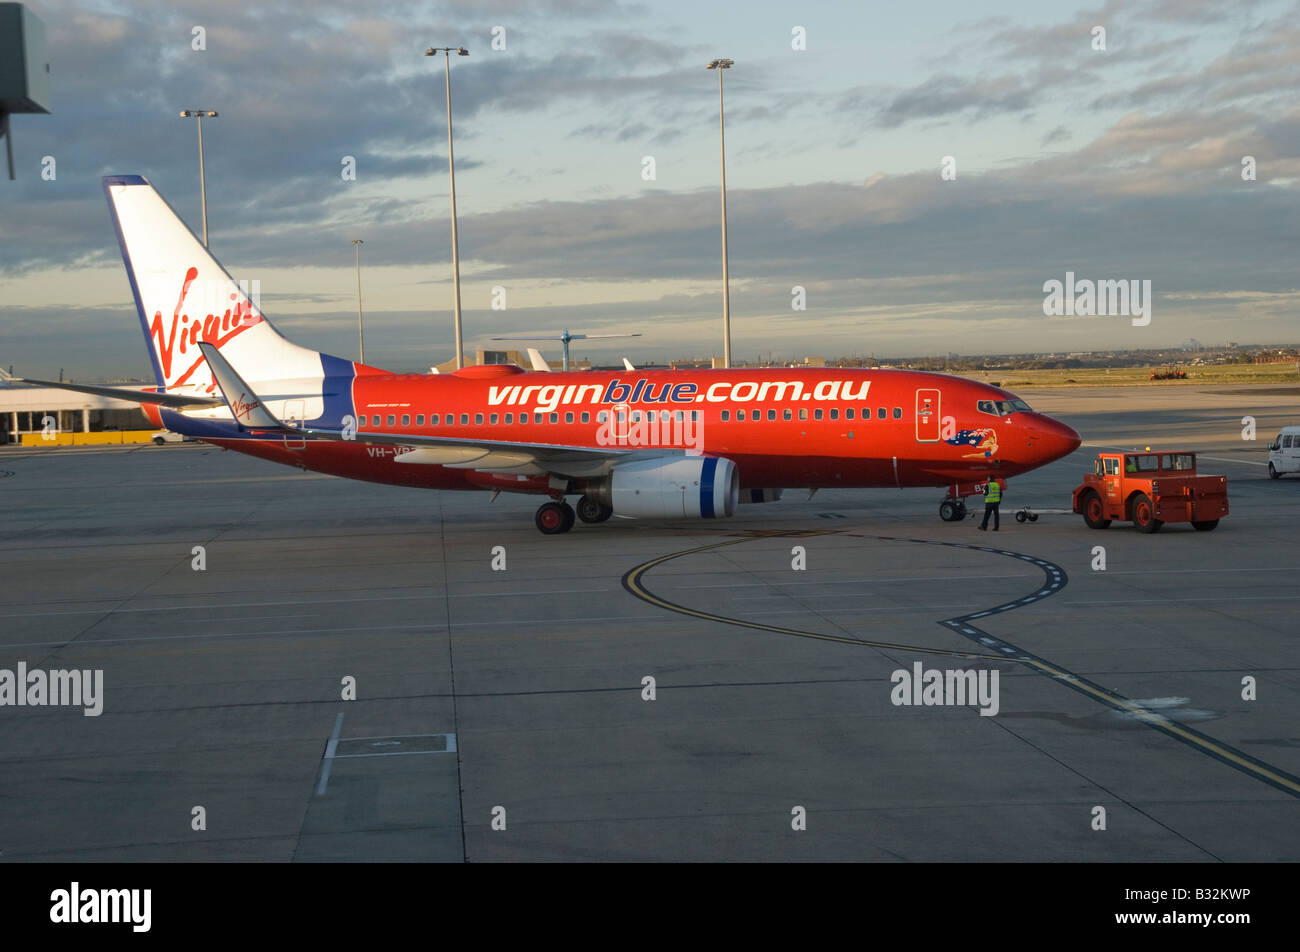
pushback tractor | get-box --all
[1072,451,1228,533]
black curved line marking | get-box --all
[621,538,1002,661]
[627,534,1300,799]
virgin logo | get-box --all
[150,267,261,386]
[231,392,260,421]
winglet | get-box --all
[197,342,286,429]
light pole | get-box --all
[425,46,469,369]
[706,59,733,368]
[178,110,218,247]
[352,239,365,365]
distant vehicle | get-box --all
[151,430,193,445]
[1268,426,1300,479]
[1072,451,1228,532]
[1149,367,1187,380]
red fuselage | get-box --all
[163,365,1080,496]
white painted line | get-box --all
[315,712,345,797]
[332,749,454,759]
[0,587,619,619]
[1198,456,1267,467]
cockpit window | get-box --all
[977,398,1032,417]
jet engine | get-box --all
[588,456,739,519]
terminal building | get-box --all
[0,377,149,445]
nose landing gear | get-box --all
[939,498,967,522]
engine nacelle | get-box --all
[740,488,783,504]
[595,456,739,519]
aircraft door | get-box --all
[284,399,306,449]
[915,388,940,442]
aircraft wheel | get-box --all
[1131,493,1162,533]
[1192,520,1219,531]
[939,499,959,522]
[576,494,613,523]
[1081,491,1111,529]
[1268,462,1279,479]
[954,500,967,519]
[1015,511,1027,523]
[535,501,575,535]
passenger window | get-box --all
[416,414,424,426]
[581,412,589,423]
[846,408,854,420]
[631,411,641,423]
[767,409,776,421]
[504,413,512,424]
[893,407,902,419]
[431,414,440,425]
[550,413,558,423]
[474,413,483,424]
[691,411,699,422]
[737,410,746,421]
[830,409,839,421]
[721,410,730,421]
[519,413,527,425]
[460,414,468,425]
[877,407,886,419]
[400,414,409,426]
[675,411,684,422]
[814,409,823,421]
[489,413,498,424]
[597,411,608,423]
[386,414,395,426]
[798,408,807,421]
[565,412,574,423]
[783,409,792,420]
[661,410,671,422]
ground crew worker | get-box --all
[979,479,1002,531]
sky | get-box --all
[1,0,1299,379]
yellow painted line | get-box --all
[1021,657,1300,796]
[624,534,1300,799]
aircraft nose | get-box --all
[1028,414,1082,462]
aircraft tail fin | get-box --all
[102,175,348,394]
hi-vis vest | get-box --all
[985,481,1002,503]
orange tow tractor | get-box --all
[1072,450,1228,533]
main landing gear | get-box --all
[535,500,575,535]
[535,494,612,534]
[576,494,613,524]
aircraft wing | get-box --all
[197,343,679,479]
[11,377,225,409]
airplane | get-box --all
[20,174,1082,534]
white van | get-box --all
[1267,426,1300,478]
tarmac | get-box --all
[0,383,1296,861]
